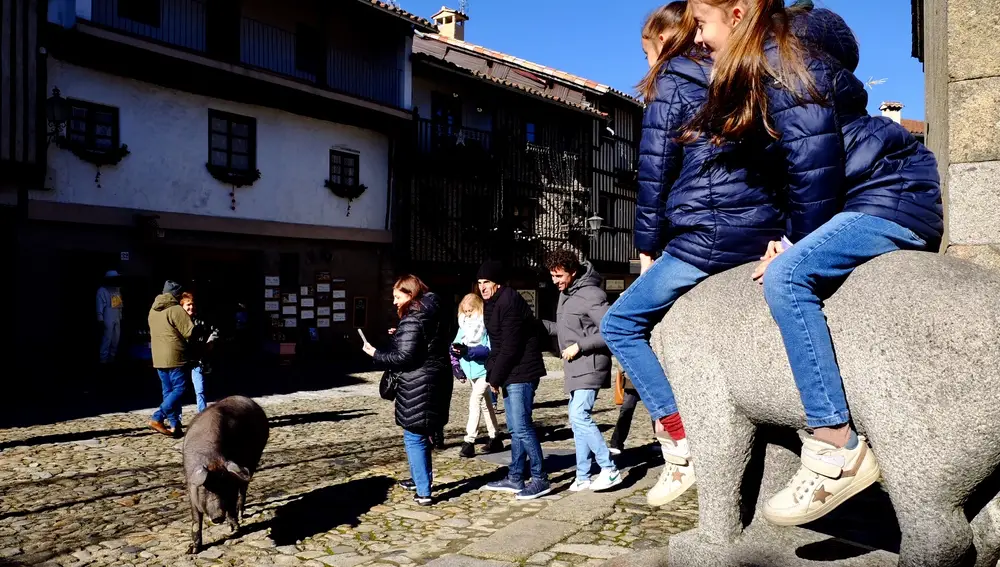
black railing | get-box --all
[240,18,403,107]
[91,0,207,52]
[405,120,592,270]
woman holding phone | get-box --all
[362,275,453,506]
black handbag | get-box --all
[379,370,398,400]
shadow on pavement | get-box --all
[268,409,376,429]
[0,426,153,451]
[0,359,370,429]
[266,476,395,545]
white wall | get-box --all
[39,59,390,231]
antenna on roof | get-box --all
[459,0,469,14]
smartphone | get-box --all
[357,329,369,345]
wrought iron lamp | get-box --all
[45,87,70,144]
[585,214,603,238]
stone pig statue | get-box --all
[182,395,269,554]
[653,252,1000,567]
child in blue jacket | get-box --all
[451,293,503,458]
[687,0,942,526]
[600,1,784,508]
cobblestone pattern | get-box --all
[0,372,695,566]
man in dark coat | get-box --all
[542,249,621,492]
[477,261,551,500]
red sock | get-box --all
[658,413,686,441]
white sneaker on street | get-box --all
[762,431,881,526]
[569,477,592,492]
[590,468,623,492]
[647,438,696,507]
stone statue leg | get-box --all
[970,492,1000,567]
[883,478,975,567]
[692,406,758,534]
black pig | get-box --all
[182,395,269,554]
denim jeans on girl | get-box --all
[569,389,614,480]
[504,382,547,482]
[600,253,709,421]
[191,366,207,413]
[152,367,187,428]
[763,212,927,428]
[402,429,434,497]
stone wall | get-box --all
[922,0,1000,263]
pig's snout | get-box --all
[210,512,227,524]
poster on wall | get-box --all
[283,293,297,304]
[264,289,277,299]
[332,301,347,311]
[264,301,280,312]
[316,272,331,282]
[333,312,347,322]
[283,305,297,315]
[317,318,330,328]
[301,298,315,308]
[265,276,280,286]
[300,285,313,297]
[283,318,297,328]
[316,283,331,293]
[301,310,315,319]
[317,307,331,316]
[332,290,346,299]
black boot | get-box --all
[459,442,476,458]
[485,437,504,454]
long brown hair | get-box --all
[636,2,700,102]
[684,0,821,144]
[393,274,429,318]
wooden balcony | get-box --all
[90,0,207,52]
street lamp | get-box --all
[585,214,603,238]
[45,86,70,144]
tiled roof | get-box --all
[358,0,437,32]
[901,118,925,136]
[412,52,608,118]
[420,33,641,106]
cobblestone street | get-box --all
[0,372,697,567]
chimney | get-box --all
[879,101,904,124]
[432,6,468,41]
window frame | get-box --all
[117,0,161,28]
[207,109,257,173]
[66,99,121,152]
[598,194,615,228]
[329,149,360,187]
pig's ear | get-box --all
[224,461,251,483]
[191,466,209,487]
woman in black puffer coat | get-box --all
[365,274,452,505]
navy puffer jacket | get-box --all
[635,56,784,274]
[765,8,943,247]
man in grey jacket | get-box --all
[542,249,621,492]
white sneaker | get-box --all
[608,447,622,456]
[763,431,880,526]
[569,477,592,492]
[590,468,623,492]
[647,438,696,507]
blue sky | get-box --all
[401,0,925,119]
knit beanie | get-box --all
[162,280,183,299]
[476,261,506,284]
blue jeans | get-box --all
[403,429,433,497]
[190,366,207,413]
[504,382,546,482]
[569,389,614,480]
[601,252,709,421]
[152,367,187,428]
[763,212,927,428]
